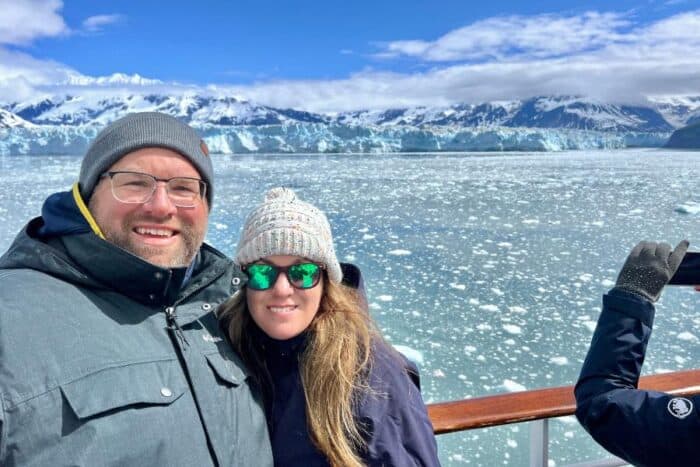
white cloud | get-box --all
[82,14,124,33]
[0,0,68,45]
[378,12,632,61]
[0,48,79,101]
[229,9,700,111]
[0,8,699,113]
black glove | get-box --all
[613,240,689,302]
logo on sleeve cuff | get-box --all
[668,397,693,419]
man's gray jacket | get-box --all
[0,194,273,466]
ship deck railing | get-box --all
[427,368,700,467]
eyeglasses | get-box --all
[101,171,207,208]
[243,263,323,291]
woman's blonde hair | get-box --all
[219,277,379,467]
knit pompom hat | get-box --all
[79,112,213,205]
[236,187,343,283]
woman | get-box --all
[219,187,440,467]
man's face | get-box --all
[88,147,209,268]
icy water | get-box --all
[1,149,699,465]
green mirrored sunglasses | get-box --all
[244,263,323,290]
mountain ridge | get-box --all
[2,94,698,132]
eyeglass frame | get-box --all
[100,170,208,208]
[242,262,326,291]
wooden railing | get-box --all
[426,369,700,466]
[427,368,700,434]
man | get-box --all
[0,112,273,466]
[575,240,698,466]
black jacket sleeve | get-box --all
[575,289,700,467]
[0,395,5,461]
[359,344,441,466]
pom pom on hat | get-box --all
[236,188,343,283]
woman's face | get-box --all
[246,255,324,340]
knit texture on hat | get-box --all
[236,187,343,283]
[79,112,214,205]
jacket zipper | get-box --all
[165,306,190,346]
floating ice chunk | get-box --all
[469,298,480,305]
[393,345,424,365]
[377,295,393,302]
[584,320,597,332]
[491,288,504,296]
[522,219,540,225]
[508,306,527,313]
[503,379,526,392]
[464,345,477,354]
[507,439,518,448]
[578,274,593,282]
[550,356,569,366]
[601,279,615,287]
[591,221,605,227]
[675,201,700,215]
[362,234,375,240]
[213,222,227,230]
[498,242,513,248]
[387,249,412,256]
[677,331,697,341]
[433,369,446,378]
[503,324,522,335]
[479,304,499,312]
[450,283,466,290]
[476,323,492,331]
[344,254,356,262]
[558,415,578,425]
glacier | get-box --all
[0,123,671,155]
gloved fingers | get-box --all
[668,239,690,273]
[629,241,646,259]
[656,242,671,261]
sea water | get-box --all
[1,149,698,466]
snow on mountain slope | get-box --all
[1,93,694,153]
[649,96,700,128]
[4,93,326,127]
[0,109,35,129]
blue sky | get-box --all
[1,0,699,112]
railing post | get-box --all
[530,419,548,467]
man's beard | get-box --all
[105,218,205,269]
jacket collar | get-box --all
[60,233,233,307]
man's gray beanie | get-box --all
[79,112,214,205]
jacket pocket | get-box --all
[205,353,247,387]
[60,360,186,419]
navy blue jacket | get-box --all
[257,328,441,466]
[575,289,700,467]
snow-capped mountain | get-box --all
[648,95,700,128]
[5,93,328,127]
[2,93,699,154]
[3,93,697,132]
[0,109,34,129]
[333,96,679,132]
